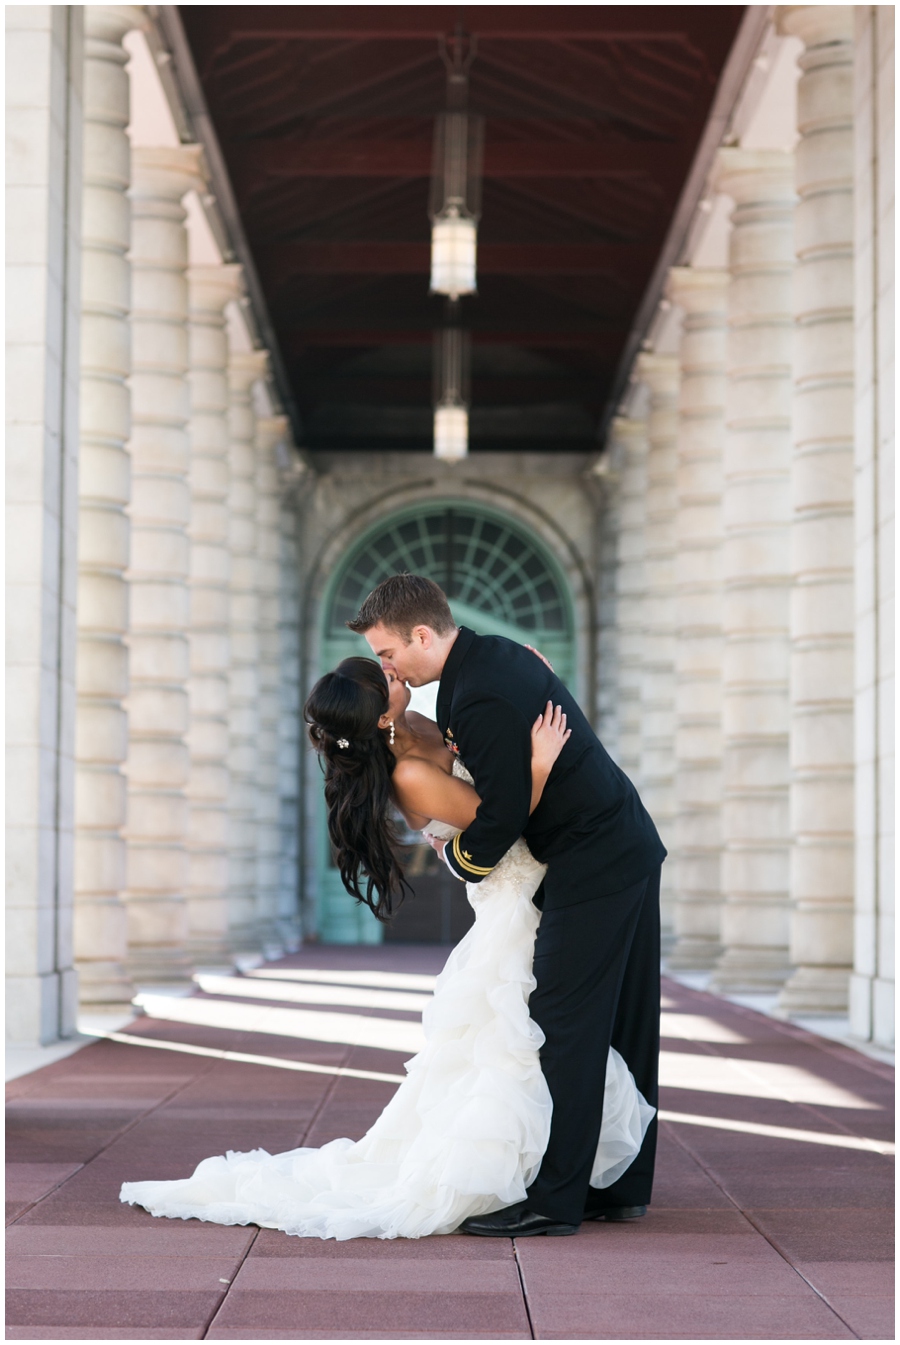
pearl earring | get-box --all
[389,721,395,746]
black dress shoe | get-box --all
[583,1204,647,1222]
[460,1206,579,1237]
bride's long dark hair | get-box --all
[304,657,411,922]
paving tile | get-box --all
[11,1197,188,1227]
[6,1330,203,1340]
[747,1207,894,1262]
[250,1229,513,1259]
[517,1247,804,1297]
[232,1254,519,1292]
[211,1289,531,1333]
[824,1295,895,1339]
[6,1289,223,1329]
[7,1253,241,1291]
[793,1258,895,1295]
[207,1333,527,1340]
[5,1162,83,1202]
[6,1223,256,1256]
[573,1208,757,1240]
[527,1291,855,1339]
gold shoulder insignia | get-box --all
[462,850,472,860]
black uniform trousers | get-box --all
[524,864,661,1225]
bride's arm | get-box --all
[392,702,570,832]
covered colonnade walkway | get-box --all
[5,5,894,1053]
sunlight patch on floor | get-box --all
[133,992,427,1054]
[247,968,440,992]
[194,973,433,1014]
[80,1029,407,1083]
[659,1050,882,1110]
[660,1012,754,1044]
[659,1109,894,1155]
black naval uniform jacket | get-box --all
[437,627,666,906]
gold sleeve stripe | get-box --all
[452,834,494,876]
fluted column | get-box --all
[124,144,202,983]
[278,489,302,948]
[226,349,268,952]
[74,5,142,1005]
[185,263,242,963]
[636,355,679,935]
[711,149,795,992]
[777,6,855,1013]
[667,269,727,969]
[849,5,894,1048]
[255,415,288,956]
[610,417,647,781]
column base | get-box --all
[127,948,194,987]
[775,965,851,1015]
[710,948,792,994]
[667,937,724,971]
[76,961,135,1009]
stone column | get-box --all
[849,5,894,1049]
[610,417,647,781]
[124,144,202,984]
[73,5,142,1006]
[255,415,288,956]
[666,269,728,969]
[711,149,795,992]
[185,263,242,964]
[777,6,855,1013]
[278,488,303,949]
[226,349,268,953]
[6,6,84,1044]
[636,355,679,936]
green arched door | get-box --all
[317,502,575,943]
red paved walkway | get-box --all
[6,946,894,1340]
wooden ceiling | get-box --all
[180,6,746,454]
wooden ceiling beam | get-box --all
[282,329,626,351]
[199,7,703,44]
[265,241,654,275]
[231,137,675,180]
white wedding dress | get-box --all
[120,760,654,1240]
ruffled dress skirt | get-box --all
[121,817,654,1240]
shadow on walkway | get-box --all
[6,946,894,1340]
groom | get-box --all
[350,573,666,1237]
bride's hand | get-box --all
[531,701,571,774]
[525,643,555,672]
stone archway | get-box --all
[314,499,576,944]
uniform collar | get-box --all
[437,626,476,729]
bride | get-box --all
[120,656,654,1240]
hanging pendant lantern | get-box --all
[429,35,483,299]
[433,318,471,461]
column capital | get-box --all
[666,267,728,315]
[256,415,290,451]
[131,144,205,203]
[776,5,853,48]
[229,349,269,393]
[635,351,678,396]
[609,415,646,448]
[188,263,244,315]
[714,148,795,205]
[84,5,146,46]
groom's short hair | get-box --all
[347,573,456,641]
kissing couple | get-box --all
[122,573,666,1239]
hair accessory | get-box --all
[337,738,349,749]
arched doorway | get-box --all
[316,501,575,943]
